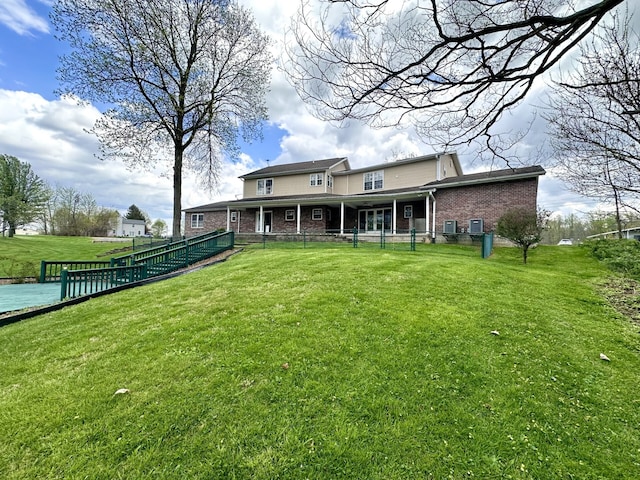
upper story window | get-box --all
[327,175,333,188]
[191,213,204,228]
[364,170,384,191]
[310,173,323,187]
[257,178,273,195]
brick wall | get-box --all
[434,178,539,234]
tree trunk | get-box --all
[172,144,184,238]
[613,189,623,239]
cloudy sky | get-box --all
[0,0,617,234]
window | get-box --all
[310,173,323,186]
[285,209,295,221]
[257,178,273,195]
[312,208,323,220]
[230,211,237,222]
[327,175,333,188]
[191,213,204,228]
[363,170,384,191]
[404,205,413,219]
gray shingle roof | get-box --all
[423,165,545,189]
[239,157,348,179]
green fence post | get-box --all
[184,239,190,267]
[39,261,46,283]
[352,227,358,248]
[303,229,307,248]
[262,232,266,249]
[380,229,385,249]
[411,228,416,251]
[60,268,68,301]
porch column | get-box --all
[426,196,430,235]
[226,206,230,232]
[392,199,397,234]
[431,193,437,239]
[340,202,345,234]
[259,205,264,233]
[297,204,301,234]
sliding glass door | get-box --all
[358,208,392,232]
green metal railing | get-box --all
[41,230,233,301]
[40,260,111,283]
[60,264,148,300]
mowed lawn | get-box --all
[1,244,639,478]
[0,235,132,278]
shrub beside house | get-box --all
[183,152,545,242]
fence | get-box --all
[241,229,420,251]
[40,260,111,283]
[60,264,148,300]
[42,230,234,300]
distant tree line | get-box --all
[2,153,169,237]
[40,185,120,236]
[543,211,640,244]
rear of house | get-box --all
[184,153,544,242]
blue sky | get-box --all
[0,0,608,233]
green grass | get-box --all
[1,244,639,478]
[0,235,132,278]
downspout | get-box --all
[226,206,230,232]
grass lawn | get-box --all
[0,235,132,278]
[1,244,639,478]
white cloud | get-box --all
[0,0,49,36]
[0,0,605,236]
[0,89,257,233]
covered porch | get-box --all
[223,189,438,238]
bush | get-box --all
[583,239,640,279]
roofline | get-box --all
[239,157,349,180]
[421,167,545,191]
[183,188,429,211]
[333,151,461,176]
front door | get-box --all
[256,211,273,232]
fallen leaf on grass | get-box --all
[114,388,130,395]
[600,353,610,362]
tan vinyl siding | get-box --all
[335,160,440,195]
[243,172,331,197]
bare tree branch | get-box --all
[283,0,626,161]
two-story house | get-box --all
[183,152,545,241]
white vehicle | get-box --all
[557,239,573,246]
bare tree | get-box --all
[543,10,640,238]
[52,0,272,235]
[283,0,625,159]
